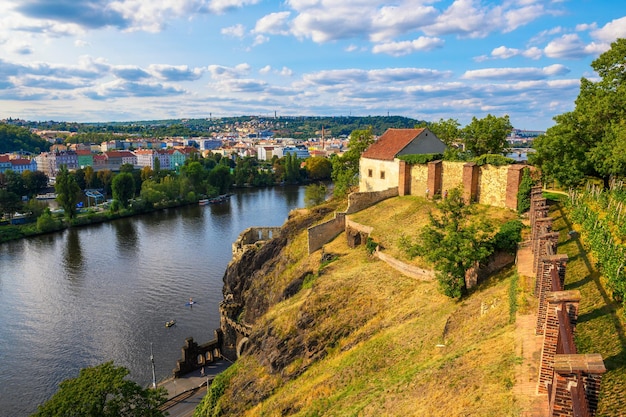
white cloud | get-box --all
[221,24,246,38]
[254,12,291,35]
[259,65,271,74]
[372,36,444,56]
[208,0,261,14]
[591,16,626,43]
[208,63,251,79]
[252,34,269,46]
[280,67,293,76]
[522,47,542,60]
[491,46,520,59]
[74,39,90,47]
[544,33,593,59]
[462,64,570,81]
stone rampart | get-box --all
[308,212,346,254]
[527,190,606,416]
[173,332,223,378]
[374,249,435,281]
[345,187,398,214]
[232,226,281,258]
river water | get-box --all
[0,185,305,416]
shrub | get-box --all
[36,209,63,233]
[492,220,524,254]
[516,168,534,213]
[397,153,443,164]
[472,154,515,166]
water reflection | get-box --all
[63,229,83,280]
[114,218,138,254]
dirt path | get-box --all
[513,243,548,417]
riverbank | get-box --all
[0,197,202,244]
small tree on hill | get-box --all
[419,188,493,298]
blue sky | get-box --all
[1,0,625,130]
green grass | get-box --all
[550,201,626,416]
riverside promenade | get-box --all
[159,359,232,412]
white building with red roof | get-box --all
[359,128,446,193]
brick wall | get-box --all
[528,195,606,416]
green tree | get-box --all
[462,114,512,157]
[532,39,626,188]
[3,169,26,197]
[111,172,136,209]
[207,164,232,195]
[419,188,493,298]
[97,169,114,196]
[418,118,461,147]
[331,128,374,197]
[305,156,332,180]
[181,160,207,192]
[0,188,22,217]
[304,183,327,207]
[283,152,302,184]
[83,165,96,189]
[32,362,167,417]
[22,170,49,197]
[55,165,81,219]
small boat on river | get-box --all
[165,320,176,328]
[198,199,209,206]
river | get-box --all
[0,185,305,417]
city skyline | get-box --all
[1,0,625,130]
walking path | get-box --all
[158,359,232,411]
[513,243,548,417]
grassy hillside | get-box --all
[551,201,626,415]
[196,196,523,416]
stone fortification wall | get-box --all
[308,212,346,254]
[476,165,509,208]
[232,227,282,259]
[441,161,465,195]
[173,333,223,378]
[381,158,525,210]
[526,186,606,416]
[410,164,429,197]
[374,249,435,281]
[308,188,398,254]
[345,187,398,214]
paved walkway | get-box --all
[514,243,548,417]
[158,359,232,410]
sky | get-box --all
[1,0,625,130]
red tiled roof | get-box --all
[0,155,10,163]
[361,128,426,161]
[11,159,32,165]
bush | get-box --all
[492,220,524,254]
[473,154,515,166]
[36,209,63,233]
[516,168,534,213]
[397,153,443,164]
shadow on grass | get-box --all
[556,204,626,371]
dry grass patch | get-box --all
[233,232,519,416]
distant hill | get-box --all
[3,115,422,140]
[0,123,51,154]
